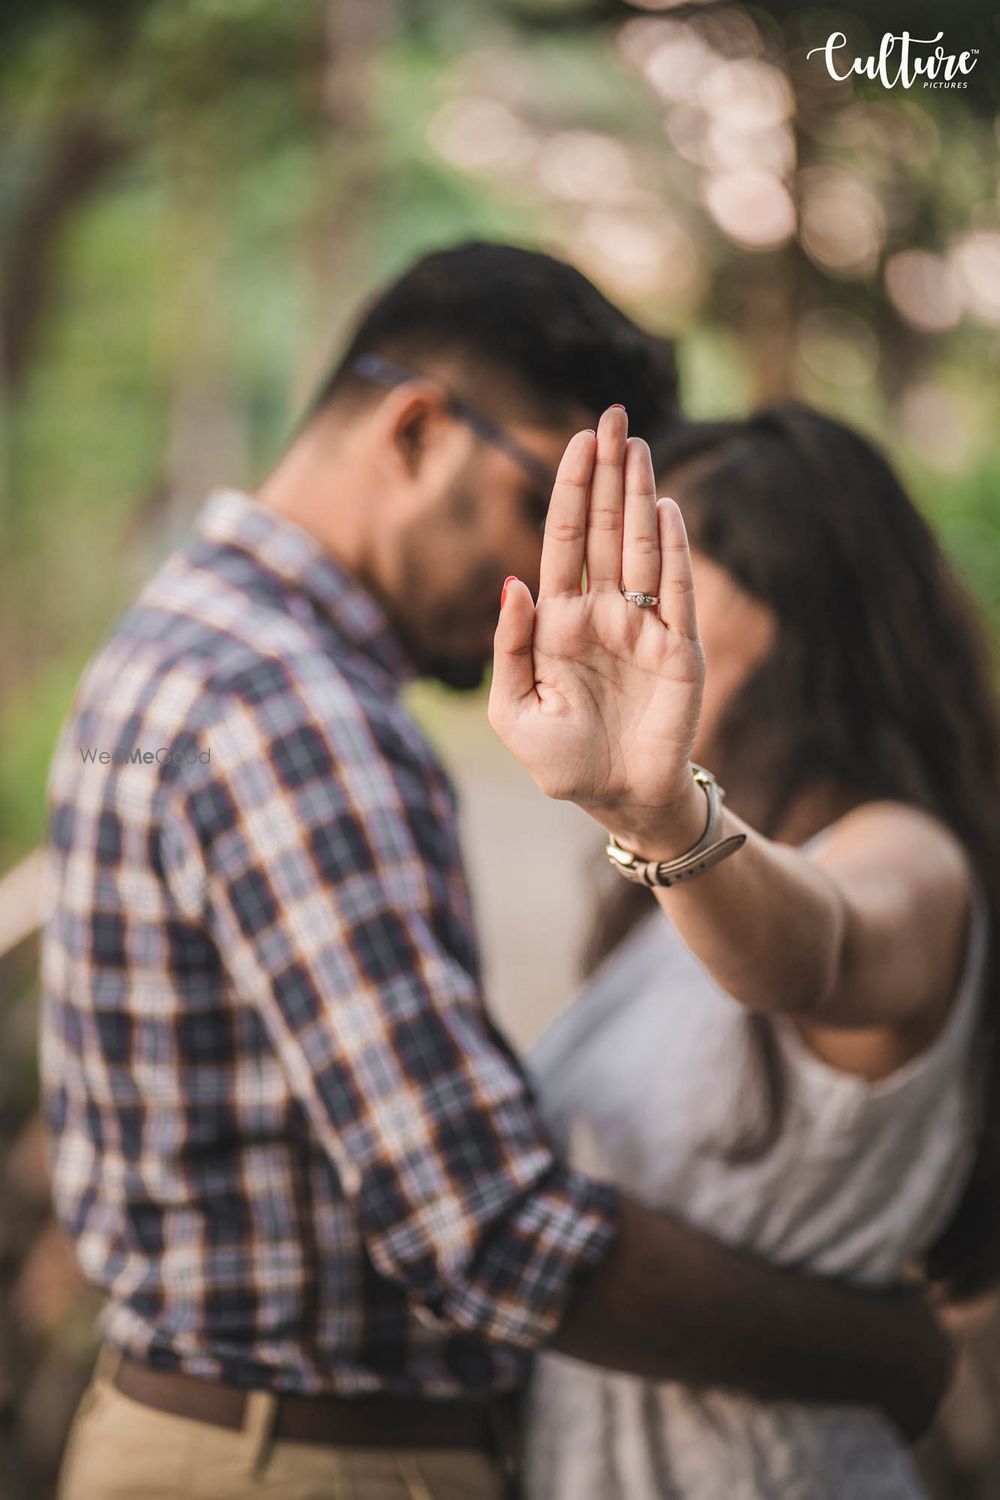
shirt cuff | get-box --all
[419,1169,622,1351]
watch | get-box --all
[605,764,746,888]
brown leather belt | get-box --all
[112,1352,516,1453]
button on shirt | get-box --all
[40,489,619,1396]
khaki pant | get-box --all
[57,1355,505,1500]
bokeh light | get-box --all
[426,98,534,173]
[950,232,1000,327]
[885,251,962,333]
[797,308,880,387]
[536,132,637,205]
[897,382,973,472]
[799,167,886,278]
[697,58,794,131]
[702,170,796,249]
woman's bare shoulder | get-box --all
[793,800,976,1078]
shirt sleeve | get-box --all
[156,676,620,1350]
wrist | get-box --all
[607,773,710,863]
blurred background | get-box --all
[1,0,999,1495]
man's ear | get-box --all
[378,381,451,480]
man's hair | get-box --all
[308,241,678,441]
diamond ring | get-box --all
[621,588,660,608]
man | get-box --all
[41,242,948,1500]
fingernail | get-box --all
[501,575,517,608]
[610,404,626,412]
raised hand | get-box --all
[488,405,705,850]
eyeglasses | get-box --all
[353,353,556,496]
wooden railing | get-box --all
[0,850,45,960]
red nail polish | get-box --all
[501,575,517,608]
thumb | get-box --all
[489,576,536,723]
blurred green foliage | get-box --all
[1,0,998,868]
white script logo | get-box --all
[807,31,979,90]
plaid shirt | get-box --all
[40,489,619,1397]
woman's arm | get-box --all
[611,785,972,1040]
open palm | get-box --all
[488,407,705,839]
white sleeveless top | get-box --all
[524,860,989,1500]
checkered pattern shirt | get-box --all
[40,488,619,1397]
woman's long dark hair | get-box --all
[585,402,1000,1301]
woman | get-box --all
[488,402,1000,1498]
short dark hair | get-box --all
[308,240,678,441]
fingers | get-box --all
[656,497,698,639]
[538,429,597,599]
[489,577,537,722]
[584,406,628,593]
[621,438,661,601]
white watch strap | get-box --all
[605,765,747,888]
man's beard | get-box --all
[395,477,498,693]
[420,653,488,693]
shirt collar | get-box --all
[195,489,416,688]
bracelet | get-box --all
[605,764,746,888]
